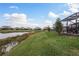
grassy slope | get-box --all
[8,31,79,56]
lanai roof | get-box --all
[62,12,79,21]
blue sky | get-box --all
[0,3,79,28]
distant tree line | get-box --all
[0,26,32,30]
[0,25,54,32]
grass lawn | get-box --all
[8,31,79,56]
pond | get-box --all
[0,32,29,55]
[0,32,28,39]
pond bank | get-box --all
[0,32,34,56]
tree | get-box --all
[27,27,32,30]
[1,26,13,30]
[55,18,63,35]
[43,26,51,32]
[34,27,41,31]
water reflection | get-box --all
[0,32,28,39]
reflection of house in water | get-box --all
[62,12,79,35]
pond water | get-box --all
[0,32,28,39]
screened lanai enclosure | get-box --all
[62,12,79,35]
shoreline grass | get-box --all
[8,31,79,56]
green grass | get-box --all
[8,31,79,56]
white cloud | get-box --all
[3,13,10,19]
[9,6,18,9]
[44,20,52,27]
[35,20,53,29]
[67,3,79,13]
[3,13,27,27]
[26,23,39,28]
[47,11,59,28]
[26,18,42,28]
[4,14,10,17]
[63,11,71,16]
[59,11,71,19]
[48,11,59,18]
[25,18,53,29]
[2,14,42,28]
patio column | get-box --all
[76,18,78,34]
[66,20,68,33]
[75,13,78,34]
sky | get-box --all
[0,3,79,28]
